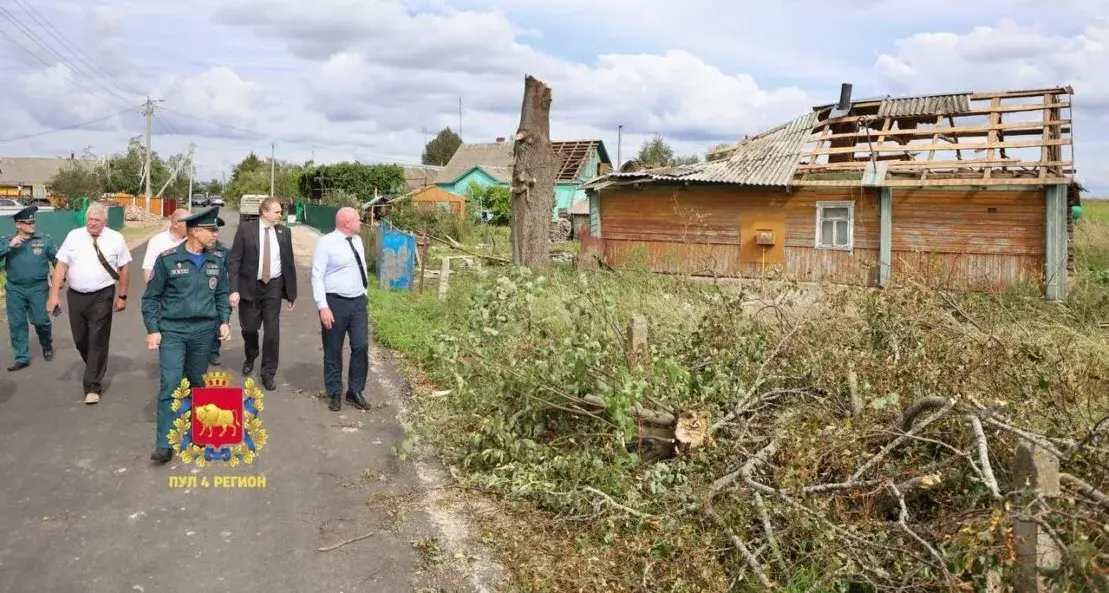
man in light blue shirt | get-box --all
[311,206,371,411]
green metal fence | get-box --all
[303,203,340,234]
[0,206,125,246]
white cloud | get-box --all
[1,0,1107,193]
[873,18,1109,187]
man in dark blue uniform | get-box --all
[141,206,232,464]
[208,218,230,365]
[0,205,57,371]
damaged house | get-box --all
[581,85,1080,300]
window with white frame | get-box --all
[815,201,854,250]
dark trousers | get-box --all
[321,293,368,397]
[67,285,114,394]
[156,320,216,449]
[6,282,51,365]
[238,276,284,379]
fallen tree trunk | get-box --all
[510,75,559,269]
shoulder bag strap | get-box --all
[92,236,120,281]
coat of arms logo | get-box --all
[167,371,268,467]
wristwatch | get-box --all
[119,295,127,300]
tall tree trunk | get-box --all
[510,75,558,269]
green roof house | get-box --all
[435,138,612,218]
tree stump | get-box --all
[509,75,559,269]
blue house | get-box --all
[435,138,612,218]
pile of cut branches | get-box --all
[391,267,1109,591]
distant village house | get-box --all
[435,138,612,218]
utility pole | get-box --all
[458,96,462,141]
[617,124,623,169]
[141,96,164,214]
[269,142,276,197]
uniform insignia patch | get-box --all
[209,277,218,289]
[32,247,42,255]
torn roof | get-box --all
[586,86,1076,190]
[436,140,609,185]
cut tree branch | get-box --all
[968,415,1002,500]
[853,398,955,482]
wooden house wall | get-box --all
[595,184,1049,292]
[598,186,879,285]
[888,188,1044,291]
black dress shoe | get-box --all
[345,393,371,410]
[7,362,28,372]
[209,355,221,366]
[150,448,173,464]
[328,395,341,411]
[43,349,53,361]
[262,376,276,391]
[242,359,254,375]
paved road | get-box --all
[0,212,435,592]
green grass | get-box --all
[368,275,452,361]
[1082,198,1109,222]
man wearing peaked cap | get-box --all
[141,205,232,464]
[1,205,57,371]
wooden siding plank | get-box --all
[890,189,1045,257]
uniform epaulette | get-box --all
[160,246,178,257]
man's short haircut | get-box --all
[260,197,282,214]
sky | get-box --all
[1,0,1107,195]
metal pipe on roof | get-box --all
[837,83,853,110]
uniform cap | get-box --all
[183,206,221,229]
[13,205,37,222]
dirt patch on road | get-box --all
[290,225,319,267]
[121,217,168,249]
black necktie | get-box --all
[346,236,367,289]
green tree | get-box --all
[47,157,106,205]
[201,179,224,195]
[421,127,462,166]
[464,181,511,223]
[297,162,406,201]
[636,134,700,167]
[99,136,190,198]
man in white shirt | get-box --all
[142,208,190,282]
[311,206,370,412]
[46,201,133,405]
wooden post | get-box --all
[1044,184,1068,300]
[438,257,451,302]
[1012,443,1062,592]
[417,234,429,293]
[878,187,892,286]
[509,75,559,269]
[626,315,648,369]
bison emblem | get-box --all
[194,402,241,442]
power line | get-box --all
[8,0,140,101]
[0,5,135,106]
[0,105,140,143]
[0,26,121,105]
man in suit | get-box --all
[227,197,296,390]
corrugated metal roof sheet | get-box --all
[876,94,971,117]
[0,157,100,186]
[600,112,818,187]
